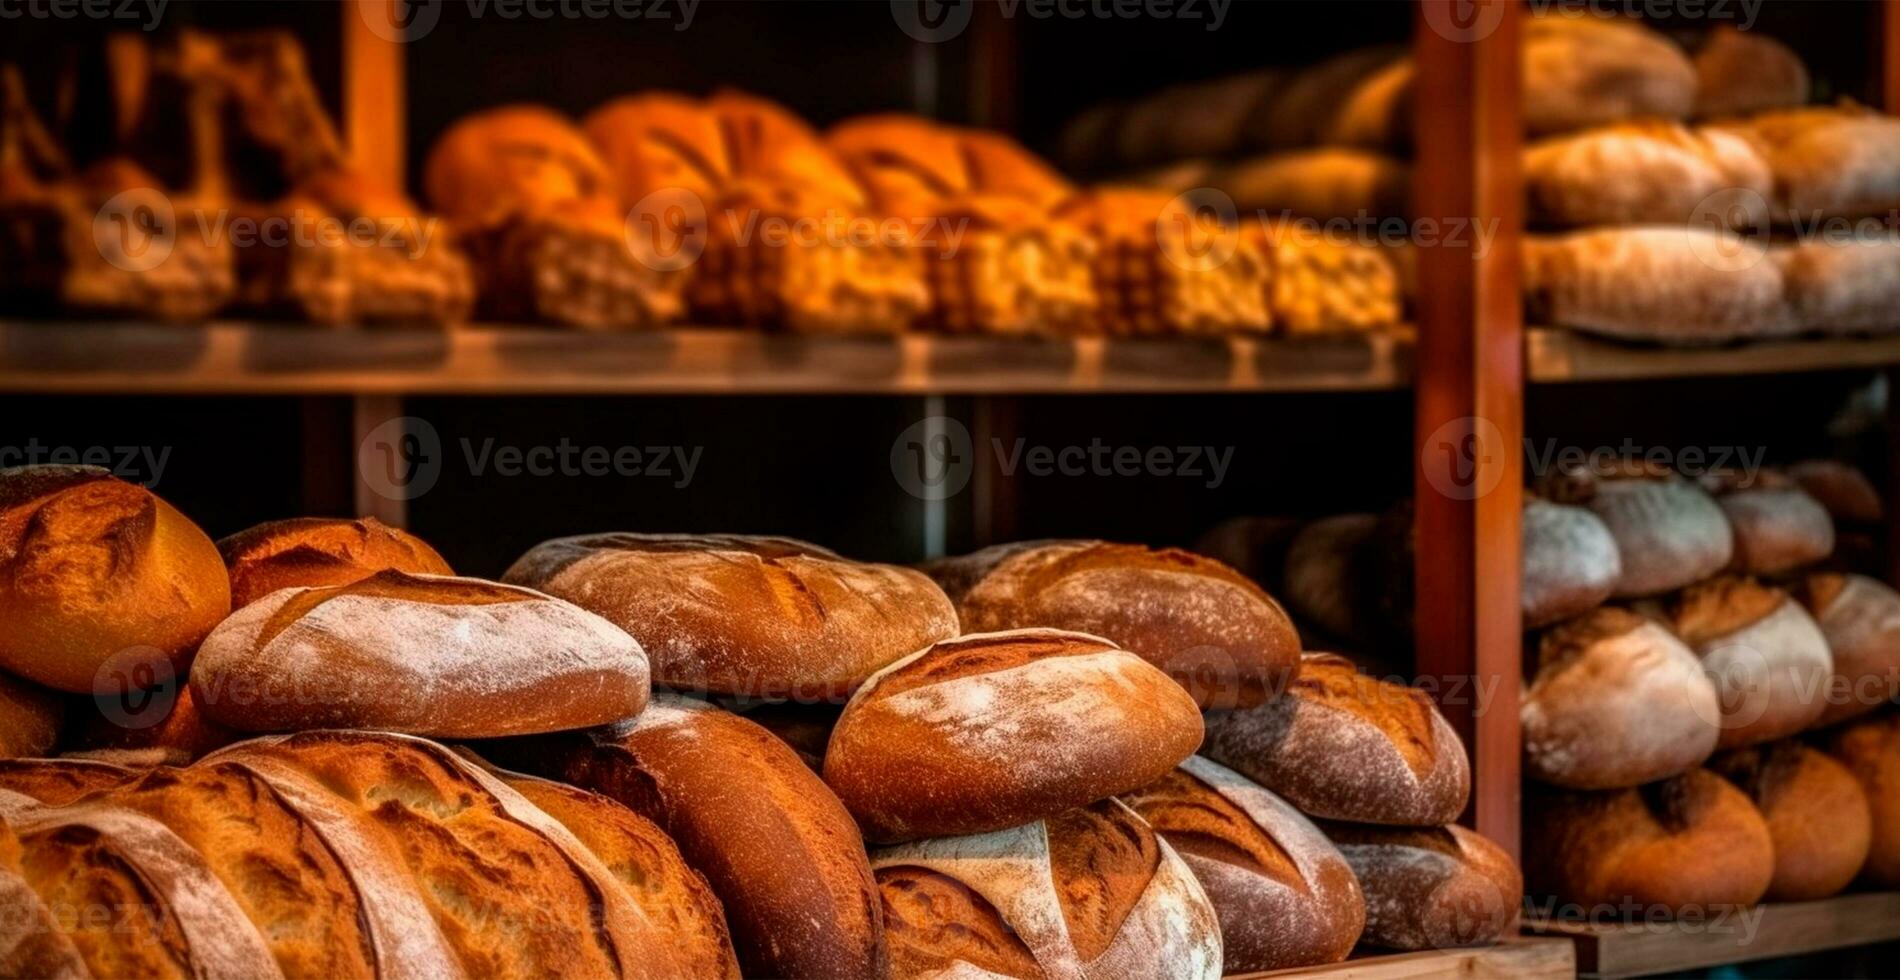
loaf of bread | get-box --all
[1710,741,1872,901]
[1055,188,1271,336]
[1524,607,1721,789]
[0,672,60,760]
[191,569,649,737]
[1717,104,1900,222]
[1202,652,1471,825]
[219,516,453,608]
[871,798,1223,980]
[1522,14,1696,137]
[1248,217,1404,334]
[1281,514,1390,649]
[1777,235,1900,336]
[1692,26,1811,120]
[1522,123,1771,228]
[719,698,841,771]
[923,540,1301,709]
[1818,712,1900,888]
[505,533,956,701]
[1215,149,1410,222]
[1121,756,1363,972]
[1247,47,1408,151]
[0,757,142,805]
[1522,497,1622,629]
[0,816,87,978]
[1525,769,1774,911]
[480,693,891,979]
[0,466,230,693]
[1699,471,1835,575]
[1798,573,1900,728]
[1542,464,1734,598]
[63,683,235,766]
[425,104,613,227]
[1320,821,1521,950]
[825,629,1202,842]
[1523,228,1793,344]
[1787,460,1883,526]
[1668,576,1832,749]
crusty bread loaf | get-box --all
[0,671,60,759]
[1214,149,1410,221]
[423,104,612,228]
[1818,712,1900,888]
[1525,769,1774,911]
[1787,460,1883,525]
[0,819,87,979]
[1798,573,1900,728]
[925,540,1301,709]
[218,516,452,608]
[1699,471,1835,575]
[871,798,1223,980]
[0,465,230,693]
[505,533,956,701]
[1122,756,1362,972]
[1248,217,1404,334]
[720,698,840,771]
[825,629,1203,842]
[1523,228,1793,344]
[1522,15,1696,136]
[481,693,891,979]
[1522,123,1771,228]
[1319,822,1521,950]
[1717,104,1900,222]
[1668,576,1833,749]
[583,91,729,207]
[1202,652,1471,825]
[63,683,236,766]
[1524,608,1721,789]
[0,757,142,806]
[1693,26,1810,120]
[1522,497,1622,629]
[1710,741,1872,901]
[191,569,649,738]
[1545,467,1734,598]
[1776,235,1900,336]
[1054,188,1271,336]
[1247,46,1407,151]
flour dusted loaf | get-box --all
[1699,470,1835,576]
[1522,497,1622,629]
[1710,741,1872,901]
[1798,574,1900,728]
[825,629,1202,842]
[1201,652,1470,825]
[1523,608,1721,789]
[1668,576,1832,749]
[1319,822,1521,950]
[1777,235,1900,336]
[219,516,452,608]
[1121,756,1363,973]
[1522,123,1770,228]
[924,540,1300,709]
[1525,769,1774,912]
[191,569,649,738]
[0,465,230,693]
[1692,26,1810,120]
[0,671,61,759]
[1819,712,1900,888]
[1717,104,1900,222]
[1543,463,1734,598]
[1523,228,1792,344]
[871,797,1223,980]
[505,533,955,701]
[482,693,890,979]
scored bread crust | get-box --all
[868,798,1223,980]
[1318,822,1522,951]
[1668,577,1832,750]
[1523,608,1720,789]
[932,540,1301,709]
[218,516,453,608]
[505,533,957,701]
[1201,653,1470,825]
[0,757,143,806]
[1819,713,1900,888]
[1521,498,1622,629]
[1120,756,1363,973]
[1798,573,1900,728]
[0,670,62,760]
[190,569,649,738]
[0,822,87,980]
[825,629,1204,843]
[0,465,231,693]
[1709,742,1872,902]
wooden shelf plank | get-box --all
[1526,891,1900,979]
[1226,938,1574,980]
[1527,327,1900,383]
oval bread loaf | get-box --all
[1523,228,1792,345]
[1819,712,1900,888]
[1521,498,1622,629]
[218,516,452,608]
[1710,742,1872,901]
[1798,573,1900,728]
[1698,472,1835,576]
[1668,577,1832,750]
[1717,105,1900,222]
[1318,821,1522,950]
[1522,15,1696,136]
[1554,468,1735,598]
[1693,26,1810,120]
[1523,123,1771,228]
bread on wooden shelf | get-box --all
[1667,575,1832,750]
[1818,711,1900,888]
[1776,235,1900,336]
[0,671,60,760]
[1692,26,1811,120]
[1786,460,1883,527]
[1709,740,1872,901]
[1522,122,1771,228]
[219,516,453,609]
[870,797,1223,980]
[1248,216,1404,334]
[1797,573,1900,728]
[1698,469,1835,576]
[1320,821,1522,950]
[1539,462,1733,599]
[1522,14,1696,137]
[1522,496,1622,629]
[1214,148,1411,222]
[1716,103,1900,222]
[1523,227,1793,345]
[1055,187,1271,336]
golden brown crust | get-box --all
[1819,713,1900,888]
[1535,606,1648,673]
[877,864,1045,979]
[1709,742,1871,901]
[0,757,143,806]
[0,671,61,759]
[584,91,731,205]
[1668,576,1785,648]
[1045,802,1162,963]
[1121,768,1299,884]
[218,517,453,608]
[1317,822,1521,950]
[422,104,611,228]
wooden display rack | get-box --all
[1228,938,1575,980]
[1525,892,1900,979]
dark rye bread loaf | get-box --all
[1121,756,1363,972]
[1710,741,1872,901]
[870,798,1223,980]
[825,629,1204,842]
[483,694,891,979]
[1818,712,1900,888]
[1797,573,1900,728]
[218,516,453,608]
[505,533,957,701]
[922,540,1302,709]
[1201,653,1470,825]
[1522,608,1720,789]
[1318,822,1522,950]
[1668,577,1832,750]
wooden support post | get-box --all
[351,394,411,528]
[1411,0,1525,860]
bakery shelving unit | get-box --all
[1525,893,1900,980]
[1232,938,1574,980]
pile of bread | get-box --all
[1073,14,1900,345]
[1208,456,1900,917]
[0,465,1520,978]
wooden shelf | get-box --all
[1227,938,1574,980]
[1527,328,1900,383]
[1525,892,1900,979]
[0,321,1413,396]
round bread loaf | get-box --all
[1699,473,1835,576]
[0,672,61,760]
[191,569,649,738]
[0,465,230,693]
[1522,498,1622,629]
[1786,460,1882,526]
[64,683,236,767]
[505,533,957,701]
[1201,652,1470,825]
[870,798,1223,980]
[1121,756,1363,973]
[478,693,891,979]
[423,104,612,227]
[925,540,1302,709]
[1798,573,1900,728]
[1318,821,1522,950]
[1525,769,1774,912]
[1523,607,1721,789]
[1819,712,1900,888]
[824,629,1204,843]
[1693,26,1810,119]
[1709,741,1872,901]
[218,516,452,608]
[1668,577,1832,750]
[1567,471,1734,599]
[1282,514,1387,647]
